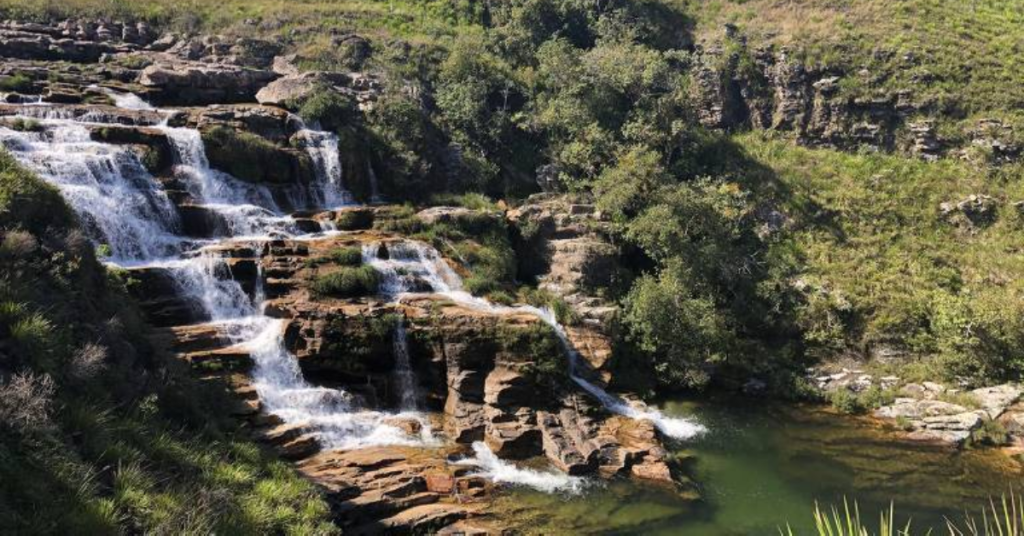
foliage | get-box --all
[742,134,1024,384]
[0,150,337,534]
[201,126,306,185]
[311,265,380,298]
[0,73,34,93]
[784,492,1024,536]
[329,246,364,266]
[295,87,357,131]
[781,499,909,536]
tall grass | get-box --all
[785,492,1024,536]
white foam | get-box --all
[454,442,587,494]
[364,239,707,441]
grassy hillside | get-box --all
[0,151,337,534]
[683,0,1024,123]
[741,133,1024,382]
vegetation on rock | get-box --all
[0,151,337,534]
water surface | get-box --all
[491,398,1022,534]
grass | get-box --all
[311,265,380,298]
[0,149,338,534]
[682,0,1024,123]
[738,132,1024,383]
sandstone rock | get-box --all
[255,72,351,108]
[140,61,278,105]
[970,384,1022,419]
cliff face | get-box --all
[690,42,1021,165]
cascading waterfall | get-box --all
[0,120,182,261]
[159,125,299,238]
[4,90,701,495]
[1,94,436,452]
[293,127,352,209]
[363,239,705,441]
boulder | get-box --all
[139,61,278,105]
[970,384,1022,419]
[255,72,350,108]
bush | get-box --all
[334,208,374,230]
[311,265,380,298]
[296,87,356,131]
[329,246,363,266]
[9,118,41,132]
[0,73,34,93]
[973,419,1009,446]
[828,389,863,415]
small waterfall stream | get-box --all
[362,240,705,441]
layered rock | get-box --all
[506,195,619,381]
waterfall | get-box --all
[293,128,352,209]
[1,95,436,453]
[392,316,420,411]
[454,442,587,494]
[0,121,182,261]
[367,162,383,204]
[364,239,705,441]
[159,125,299,238]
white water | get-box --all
[363,239,705,441]
[1,97,434,451]
[3,93,701,492]
[392,317,421,410]
[293,128,353,209]
[454,442,587,494]
[0,121,182,261]
[94,86,156,111]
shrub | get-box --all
[329,246,363,266]
[973,419,1009,446]
[334,208,374,230]
[311,265,380,298]
[0,73,34,93]
[828,389,863,415]
[296,87,356,130]
[9,118,41,132]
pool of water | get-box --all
[490,398,1023,534]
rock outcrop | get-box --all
[690,37,1022,164]
[507,195,619,382]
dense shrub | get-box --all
[311,265,380,298]
[0,73,33,93]
[296,87,357,131]
[201,126,308,185]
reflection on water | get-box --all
[491,398,1023,535]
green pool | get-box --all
[490,398,1022,534]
